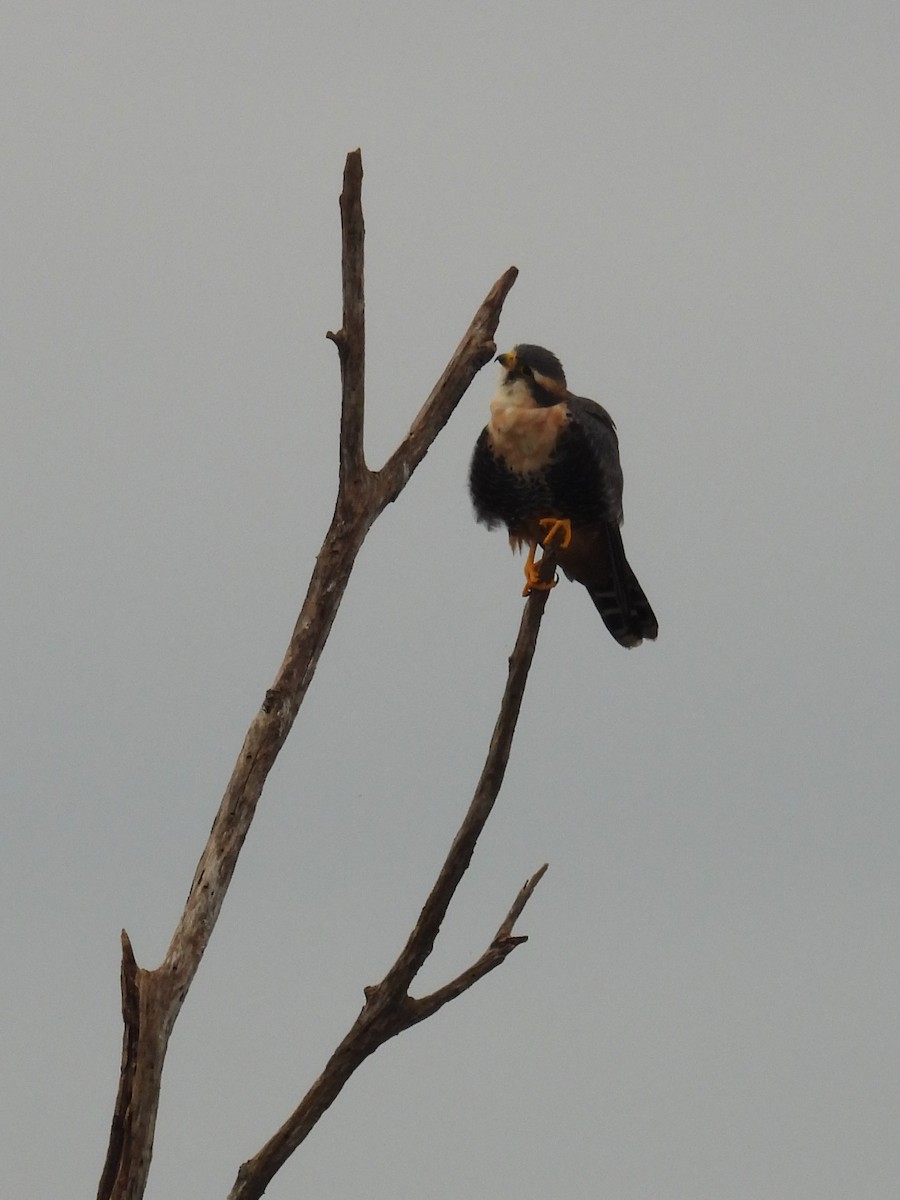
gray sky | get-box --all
[4,3,900,1197]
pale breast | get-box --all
[487,386,569,474]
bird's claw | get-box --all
[522,572,558,597]
[520,517,571,594]
[538,516,573,549]
[521,519,570,595]
[522,555,559,595]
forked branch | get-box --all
[228,593,553,1200]
[97,149,530,1200]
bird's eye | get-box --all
[521,363,533,378]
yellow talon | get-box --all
[522,538,559,595]
[523,573,558,596]
[538,516,573,549]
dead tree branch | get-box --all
[228,593,553,1200]
[97,149,521,1200]
[326,150,368,493]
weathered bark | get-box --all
[97,149,530,1200]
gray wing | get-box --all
[566,393,625,525]
[560,393,657,646]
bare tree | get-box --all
[97,149,557,1200]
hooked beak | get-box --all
[496,350,517,370]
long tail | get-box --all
[588,524,658,647]
[558,523,657,648]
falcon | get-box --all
[469,344,658,648]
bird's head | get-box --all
[496,344,567,405]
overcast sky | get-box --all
[4,3,900,1198]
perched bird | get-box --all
[469,344,658,648]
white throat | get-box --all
[489,375,536,419]
[486,376,567,474]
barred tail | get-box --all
[584,525,658,648]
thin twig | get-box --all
[379,583,554,1000]
[376,264,518,507]
[409,863,550,1022]
[326,148,368,492]
[495,861,550,941]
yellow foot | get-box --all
[522,567,558,595]
[522,538,559,595]
[538,516,573,549]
